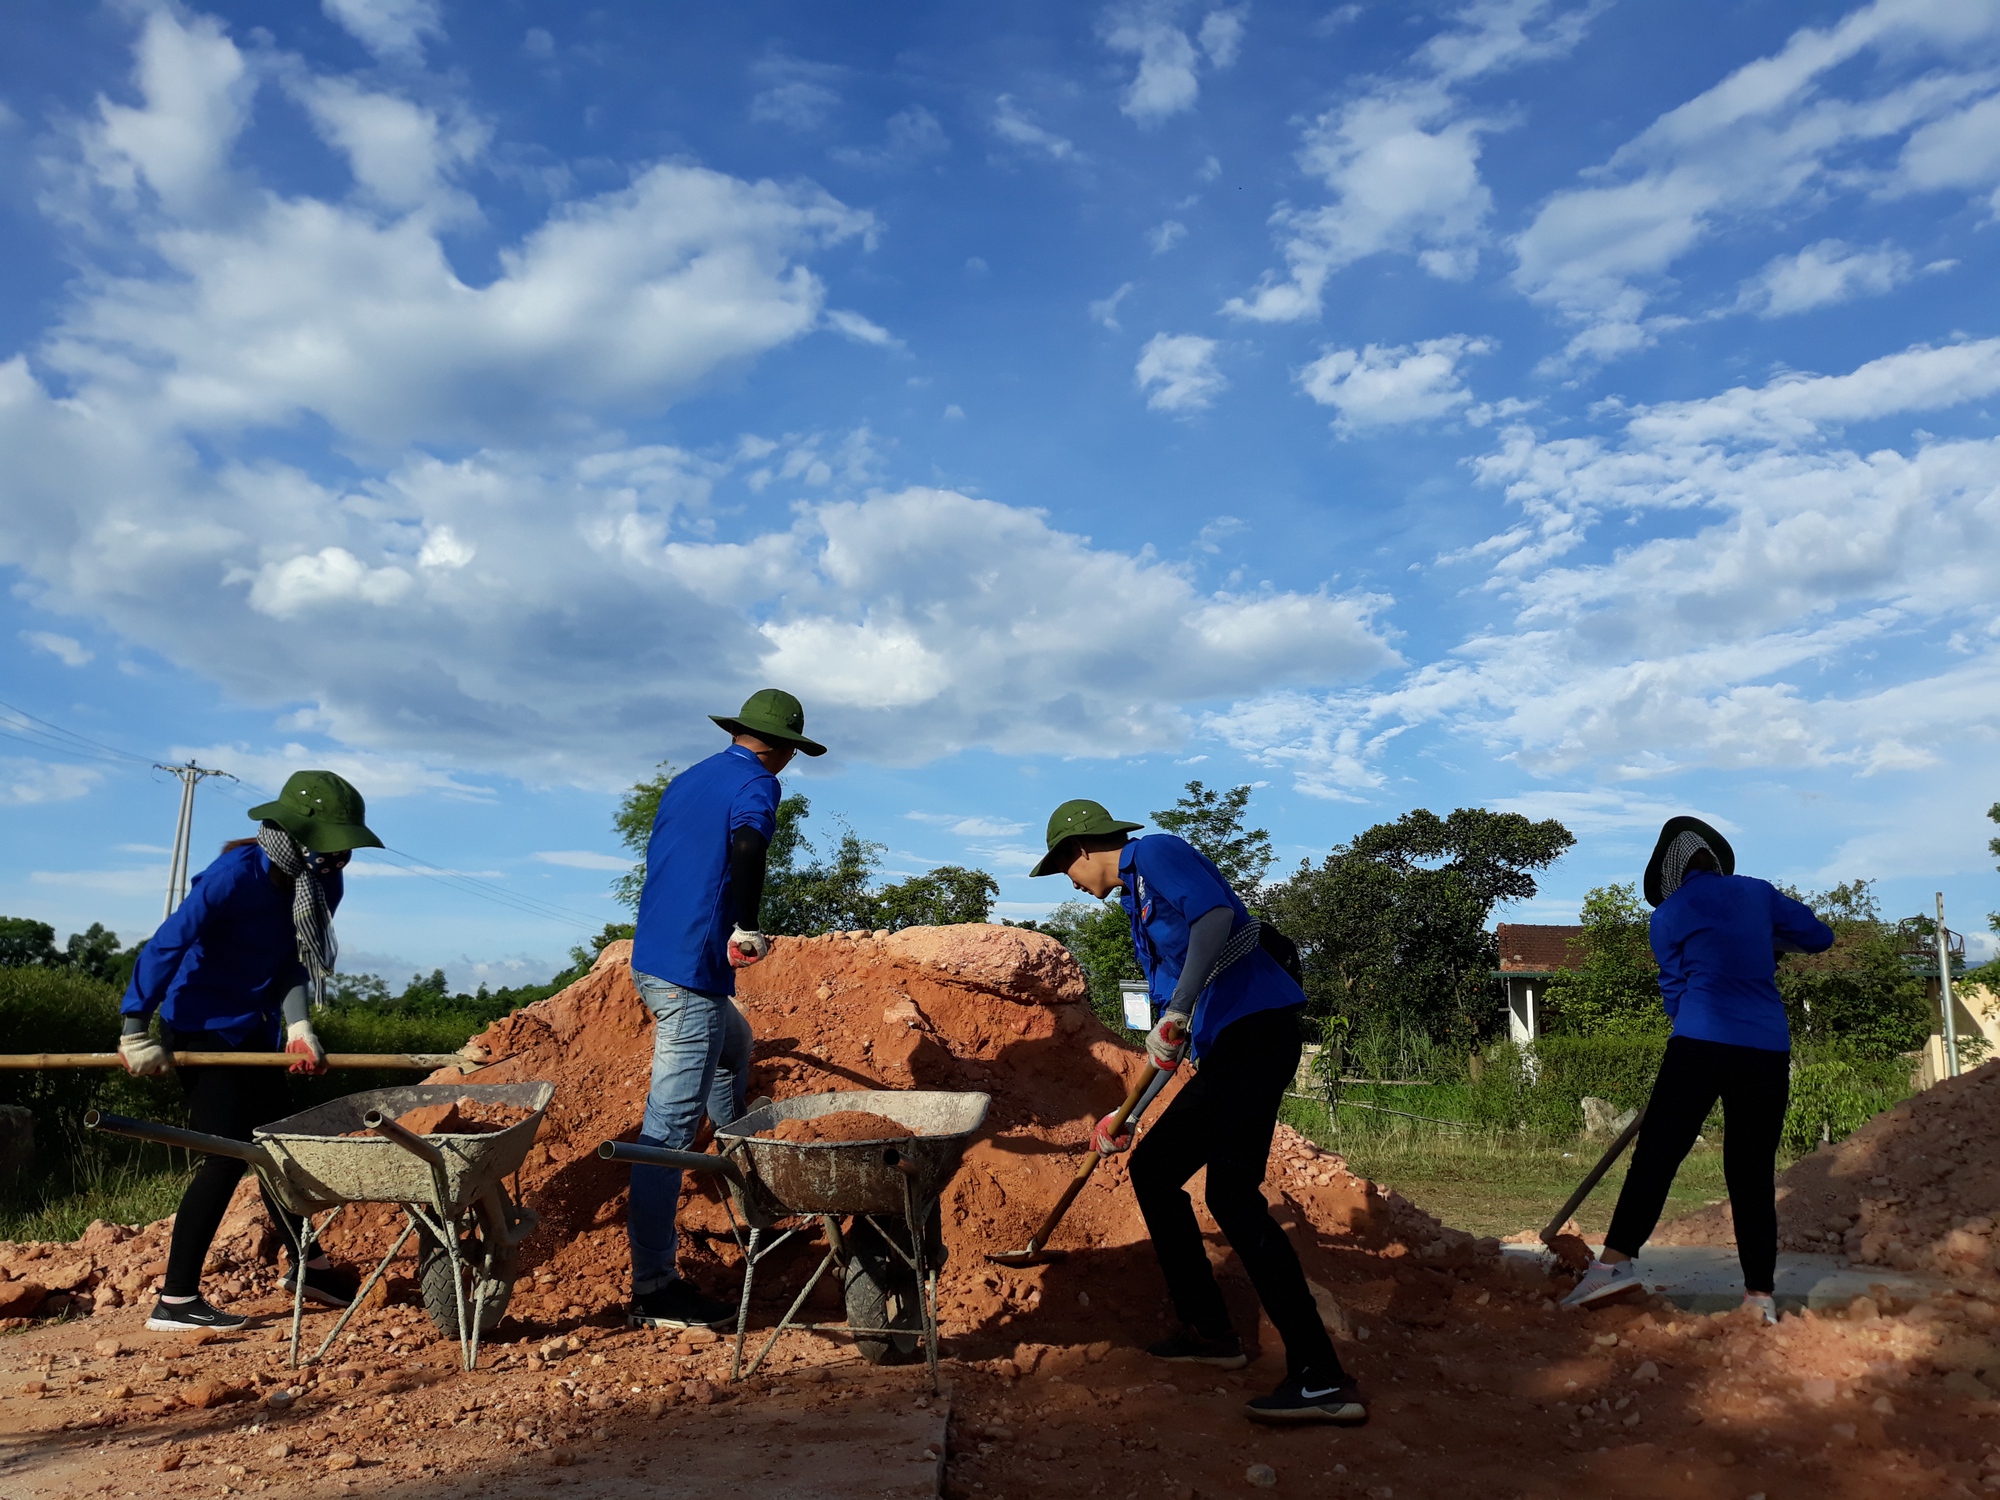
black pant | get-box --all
[1129,1005,1341,1379]
[162,1028,308,1297]
[1605,1034,1791,1293]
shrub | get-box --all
[1464,1035,1667,1135]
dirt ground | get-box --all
[3,928,1998,1498]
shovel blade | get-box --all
[984,1248,1069,1267]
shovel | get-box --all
[0,1050,483,1072]
[1540,1104,1647,1270]
[987,1063,1162,1267]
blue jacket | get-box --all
[1649,869,1833,1052]
[1119,834,1304,1059]
[631,745,780,996]
[121,842,340,1046]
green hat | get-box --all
[1029,799,1144,877]
[711,688,827,757]
[248,770,384,855]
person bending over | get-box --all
[1563,816,1833,1322]
[624,689,826,1331]
[1030,799,1364,1425]
[120,771,380,1331]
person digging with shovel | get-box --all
[119,770,380,1332]
[624,688,826,1331]
[1030,799,1364,1426]
[1561,816,1833,1322]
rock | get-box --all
[0,1281,46,1318]
[1631,1361,1659,1383]
[182,1381,243,1410]
[1581,1097,1639,1137]
[1246,1462,1279,1488]
[325,1452,358,1472]
[106,1384,132,1400]
[263,1388,296,1410]
[683,1379,715,1406]
[38,1258,95,1293]
[157,1450,183,1472]
[1942,1370,1991,1400]
[1800,1378,1837,1406]
[93,1337,123,1358]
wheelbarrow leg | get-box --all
[729,1227,759,1382]
[903,1178,941,1395]
[288,1206,344,1369]
[306,1215,413,1367]
[742,1240,838,1383]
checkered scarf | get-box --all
[1658,829,1715,903]
[256,822,337,1009]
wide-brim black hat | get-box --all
[1643,815,1735,907]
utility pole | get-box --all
[156,762,235,918]
[1937,891,1961,1081]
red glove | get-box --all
[1145,1012,1189,1072]
[285,1020,330,1076]
[1091,1112,1133,1156]
[727,927,771,968]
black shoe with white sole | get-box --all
[628,1280,736,1330]
[1145,1327,1249,1369]
[1245,1370,1368,1425]
[145,1297,247,1333]
[281,1262,359,1309]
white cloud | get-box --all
[241,547,414,618]
[1297,335,1494,434]
[992,96,1079,161]
[1135,333,1225,413]
[533,850,632,871]
[1090,282,1135,329]
[1147,219,1187,254]
[1226,1,1600,322]
[1199,8,1248,68]
[1,760,102,806]
[1513,2,2000,364]
[1895,91,2000,213]
[1209,334,2000,798]
[167,741,492,803]
[830,106,949,170]
[21,631,93,667]
[291,76,488,217]
[749,57,842,131]
[1735,240,1913,318]
[322,0,443,63]
[823,309,900,347]
[906,812,1029,837]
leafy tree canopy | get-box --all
[1778,877,1933,1058]
[1543,882,1665,1037]
[0,916,134,987]
[1151,781,1273,894]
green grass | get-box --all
[0,1159,191,1243]
[1279,1094,1755,1240]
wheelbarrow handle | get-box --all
[597,1139,748,1190]
[363,1107,448,1168]
[85,1108,278,1173]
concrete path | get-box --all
[1501,1243,1954,1313]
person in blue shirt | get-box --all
[1030,799,1364,1427]
[624,689,826,1331]
[1563,816,1834,1320]
[118,770,382,1332]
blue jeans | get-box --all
[627,971,754,1295]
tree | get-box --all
[611,762,676,910]
[0,917,62,969]
[874,866,998,930]
[1542,883,1666,1036]
[1032,899,1141,1032]
[1260,808,1575,1046]
[1778,879,1932,1057]
[1151,781,1273,894]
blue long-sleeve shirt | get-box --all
[121,843,340,1046]
[1648,869,1833,1052]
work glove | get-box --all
[1091,1111,1133,1157]
[285,1019,330,1076]
[1145,1012,1190,1072]
[118,1029,171,1077]
[727,927,771,968]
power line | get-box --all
[0,695,158,768]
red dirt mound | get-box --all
[1654,1057,2000,1282]
[759,1111,915,1143]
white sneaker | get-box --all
[1559,1257,1641,1310]
[1743,1292,1777,1325]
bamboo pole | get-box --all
[0,1052,473,1070]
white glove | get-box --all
[1145,1012,1190,1072]
[118,1030,171,1077]
[285,1019,329,1075]
[727,927,771,968]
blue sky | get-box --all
[2,0,1997,988]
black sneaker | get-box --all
[628,1281,736,1331]
[1245,1370,1368,1425]
[1145,1327,1248,1369]
[146,1297,247,1333]
[281,1262,359,1309]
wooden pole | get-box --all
[0,1052,473,1070]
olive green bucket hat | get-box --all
[1029,799,1144,877]
[711,688,827,757]
[248,770,384,855]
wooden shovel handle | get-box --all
[0,1052,471,1070]
[1021,1064,1160,1253]
[1540,1104,1647,1245]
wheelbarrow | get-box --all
[87,1081,553,1371]
[599,1088,988,1391]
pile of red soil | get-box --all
[392,1097,532,1135]
[1655,1057,2000,1282]
[758,1111,917,1143]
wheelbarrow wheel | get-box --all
[842,1203,938,1367]
[418,1227,512,1338]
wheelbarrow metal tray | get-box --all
[716,1089,988,1217]
[253,1082,554,1215]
